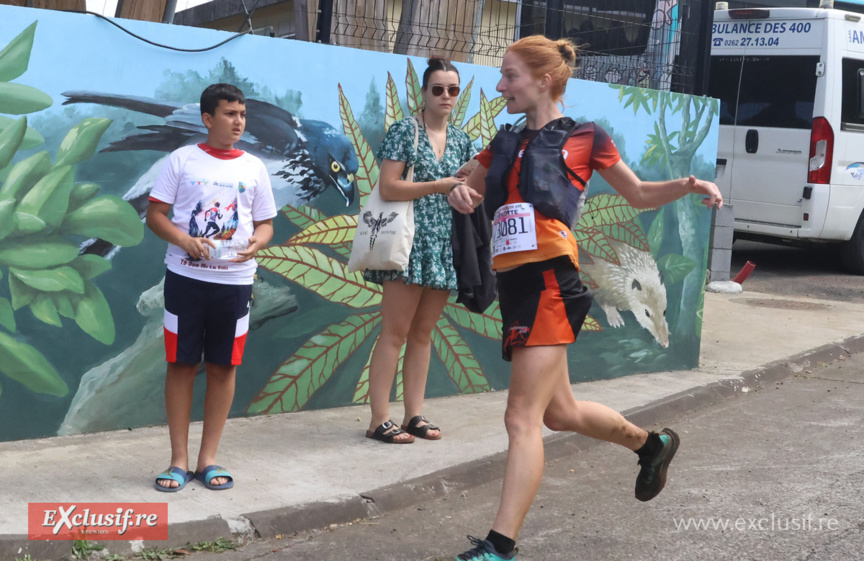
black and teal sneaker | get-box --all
[438,536,516,560]
[635,428,680,502]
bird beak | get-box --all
[336,173,355,206]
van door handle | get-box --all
[746,129,759,153]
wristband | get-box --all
[449,183,462,194]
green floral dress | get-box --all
[364,117,477,290]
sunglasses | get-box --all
[430,85,461,97]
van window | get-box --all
[841,58,864,128]
[709,55,819,129]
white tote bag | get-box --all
[347,117,419,273]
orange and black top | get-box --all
[476,122,621,271]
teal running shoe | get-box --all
[635,428,680,502]
[438,535,516,560]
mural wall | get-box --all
[0,4,719,442]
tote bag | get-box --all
[347,117,420,273]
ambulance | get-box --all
[710,3,864,272]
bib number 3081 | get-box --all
[492,202,537,257]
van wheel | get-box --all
[840,212,864,275]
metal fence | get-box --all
[315,0,713,94]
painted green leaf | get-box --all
[0,150,51,202]
[599,221,649,251]
[0,115,43,149]
[52,292,76,319]
[431,316,490,394]
[583,315,602,332]
[54,118,113,168]
[0,297,15,332]
[488,96,507,115]
[338,84,378,207]
[657,253,698,284]
[0,115,27,170]
[248,311,381,414]
[444,302,501,340]
[17,164,74,229]
[0,199,15,241]
[406,58,422,116]
[0,21,37,82]
[29,293,61,327]
[479,89,497,147]
[11,266,85,294]
[353,334,405,404]
[384,72,404,133]
[0,237,79,268]
[579,269,599,289]
[577,228,620,265]
[60,194,145,247]
[289,214,357,246]
[282,204,327,230]
[0,82,53,115]
[13,210,47,234]
[9,274,35,310]
[577,194,644,230]
[68,182,101,212]
[74,279,115,345]
[450,76,473,128]
[68,254,111,280]
[0,331,68,396]
[462,111,482,142]
[648,211,664,257]
[257,245,381,308]
[463,93,506,144]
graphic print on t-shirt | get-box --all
[187,186,239,241]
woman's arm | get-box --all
[598,160,723,210]
[377,159,462,201]
[447,161,488,214]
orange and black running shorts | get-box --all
[496,256,593,361]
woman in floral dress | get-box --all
[363,57,476,444]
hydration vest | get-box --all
[484,117,588,228]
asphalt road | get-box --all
[730,239,864,302]
[184,350,864,561]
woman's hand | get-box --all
[688,175,724,209]
[448,183,484,214]
[434,176,463,194]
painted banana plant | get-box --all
[248,62,513,415]
[0,22,145,400]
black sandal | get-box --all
[366,420,415,444]
[401,415,442,440]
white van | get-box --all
[710,5,864,272]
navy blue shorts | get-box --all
[163,269,253,366]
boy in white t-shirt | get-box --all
[146,83,277,492]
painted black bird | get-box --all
[62,91,358,218]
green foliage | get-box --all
[358,77,385,156]
[0,22,145,400]
[71,538,104,560]
[251,62,514,413]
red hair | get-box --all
[506,35,579,103]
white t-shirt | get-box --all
[150,144,277,285]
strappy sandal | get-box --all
[366,420,415,444]
[401,415,442,440]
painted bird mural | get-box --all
[61,91,359,253]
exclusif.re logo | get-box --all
[28,503,168,541]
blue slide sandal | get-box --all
[154,467,193,492]
[195,465,234,490]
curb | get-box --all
[5,333,864,559]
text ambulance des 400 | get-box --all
[710,6,864,273]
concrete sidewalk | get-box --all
[4,290,864,560]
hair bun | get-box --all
[557,40,576,63]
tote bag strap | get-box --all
[405,116,420,183]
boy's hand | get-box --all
[181,236,217,260]
[689,175,724,209]
[233,236,263,263]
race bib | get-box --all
[492,202,537,257]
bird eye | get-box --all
[331,161,342,173]
[645,310,651,318]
